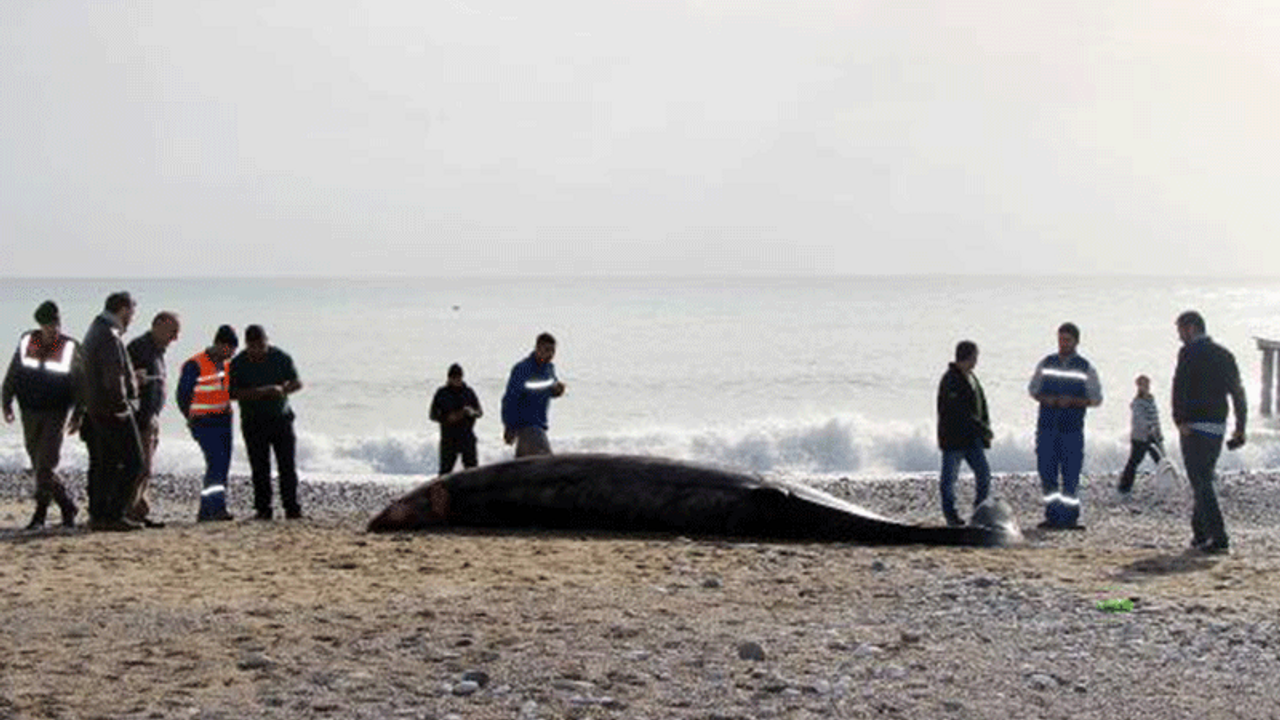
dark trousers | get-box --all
[1181,430,1228,548]
[21,407,75,519]
[191,422,232,519]
[243,416,299,517]
[438,433,478,475]
[1037,427,1084,526]
[1118,440,1162,492]
[82,414,142,523]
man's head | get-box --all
[1057,322,1080,356]
[34,300,60,340]
[954,340,979,371]
[150,312,181,350]
[212,324,239,360]
[244,324,269,360]
[1176,310,1206,343]
[447,363,464,386]
[104,291,136,330]
[1136,374,1151,394]
[534,332,556,364]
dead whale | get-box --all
[367,453,1020,546]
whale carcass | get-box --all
[367,453,1020,547]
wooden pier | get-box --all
[1256,338,1280,416]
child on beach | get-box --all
[1118,374,1163,494]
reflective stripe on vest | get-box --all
[17,333,76,374]
[188,352,230,416]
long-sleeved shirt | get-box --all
[1129,394,1162,443]
[501,354,557,431]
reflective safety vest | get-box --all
[187,352,231,417]
[18,332,75,375]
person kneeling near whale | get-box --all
[936,340,993,527]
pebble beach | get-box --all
[3,466,1280,719]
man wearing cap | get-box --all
[3,300,81,529]
[229,325,304,520]
[125,311,181,528]
[430,363,483,475]
[177,325,238,521]
[76,291,144,531]
[501,332,566,457]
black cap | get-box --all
[213,324,238,348]
[34,300,59,326]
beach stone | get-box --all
[737,641,766,661]
[452,680,480,696]
[518,700,539,719]
[1027,673,1058,691]
[852,643,883,658]
[461,670,490,687]
[236,652,274,671]
[702,577,723,589]
[871,560,888,572]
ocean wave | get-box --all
[2,414,1277,478]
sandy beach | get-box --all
[3,467,1280,720]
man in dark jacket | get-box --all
[430,363,483,475]
[229,325,304,520]
[75,291,143,531]
[501,333,565,457]
[936,340,992,527]
[1172,310,1247,555]
[125,311,180,527]
[2,300,81,528]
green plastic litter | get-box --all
[1096,598,1134,613]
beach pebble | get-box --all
[461,670,490,687]
[1027,673,1059,691]
[452,680,480,696]
[236,652,274,671]
[852,643,883,658]
[702,577,722,589]
[737,641,766,661]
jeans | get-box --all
[1037,427,1084,526]
[939,443,991,525]
[191,422,232,518]
[1181,430,1228,548]
[243,416,299,517]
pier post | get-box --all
[1263,348,1274,417]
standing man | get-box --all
[501,332,566,457]
[935,340,993,527]
[1028,322,1102,529]
[430,363,483,475]
[177,325,238,522]
[125,311,181,528]
[76,291,143,532]
[228,325,304,520]
[3,300,80,529]
[1172,310,1246,555]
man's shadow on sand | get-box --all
[1112,552,1221,582]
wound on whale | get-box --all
[367,453,1021,547]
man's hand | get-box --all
[503,428,516,445]
[550,381,566,398]
[3,407,13,424]
[1227,430,1246,450]
[67,414,81,435]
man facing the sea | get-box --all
[501,332,565,457]
[228,324,304,520]
[935,340,992,527]
[177,324,238,522]
[76,291,144,531]
[1028,322,1102,529]
[1172,310,1246,555]
[126,311,180,528]
[3,300,81,529]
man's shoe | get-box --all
[285,510,304,520]
[197,512,235,522]
[253,511,273,521]
[140,517,166,529]
[25,516,45,530]
[60,504,78,528]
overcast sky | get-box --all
[2,1,1277,277]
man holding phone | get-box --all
[1172,310,1247,555]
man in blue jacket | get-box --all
[1028,322,1102,529]
[1172,310,1246,555]
[501,333,566,457]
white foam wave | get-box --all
[3,414,1278,478]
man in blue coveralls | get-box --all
[1028,322,1102,529]
[501,332,566,457]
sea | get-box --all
[2,276,1278,485]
